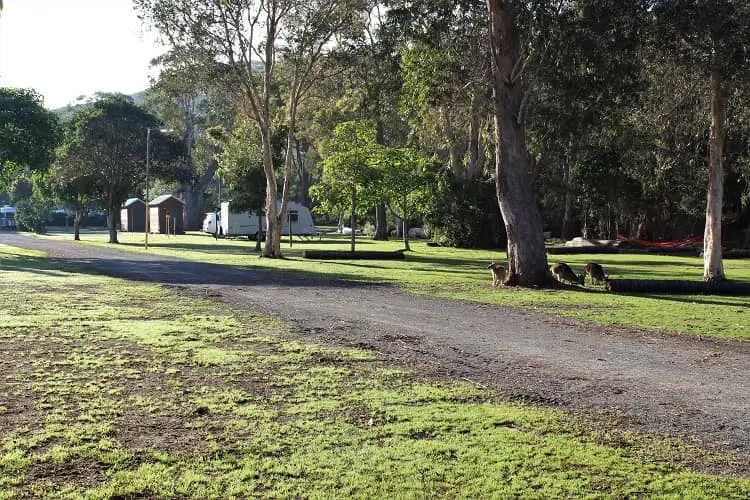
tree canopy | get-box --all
[0,88,60,188]
[55,95,185,243]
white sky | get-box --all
[0,0,166,109]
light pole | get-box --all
[145,127,151,250]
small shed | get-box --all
[120,198,146,232]
[149,195,185,235]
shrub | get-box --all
[14,196,52,234]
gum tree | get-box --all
[136,0,368,258]
[653,1,750,281]
[486,1,549,286]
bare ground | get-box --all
[2,232,749,475]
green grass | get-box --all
[0,244,748,498]
[33,228,750,341]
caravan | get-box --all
[0,205,16,229]
[205,201,316,239]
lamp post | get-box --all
[145,127,151,250]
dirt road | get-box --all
[2,232,748,472]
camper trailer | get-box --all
[0,205,16,230]
[217,201,315,238]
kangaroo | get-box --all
[487,263,506,287]
[583,262,607,285]
[550,262,584,285]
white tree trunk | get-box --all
[703,69,726,281]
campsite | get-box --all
[3,0,750,497]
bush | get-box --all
[15,197,52,234]
[424,173,506,249]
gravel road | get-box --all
[2,232,748,473]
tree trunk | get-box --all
[561,163,574,240]
[262,125,283,258]
[703,69,726,281]
[350,185,356,253]
[487,0,549,287]
[372,121,389,241]
[402,196,411,252]
[181,160,218,231]
[107,203,118,244]
[441,106,463,173]
[294,138,312,208]
[73,206,82,241]
[373,205,389,240]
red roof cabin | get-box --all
[120,198,146,232]
[149,195,185,235]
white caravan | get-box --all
[217,201,315,238]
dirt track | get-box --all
[2,232,749,473]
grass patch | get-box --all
[0,244,748,497]
[30,230,750,340]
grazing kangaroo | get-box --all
[487,263,506,287]
[550,262,584,285]
[583,262,607,285]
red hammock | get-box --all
[616,234,703,248]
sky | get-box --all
[0,0,166,109]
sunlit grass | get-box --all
[0,246,747,497]
[30,229,750,340]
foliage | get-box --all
[371,147,440,249]
[144,48,237,229]
[13,195,51,234]
[424,172,506,248]
[0,88,60,188]
[310,121,381,221]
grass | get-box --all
[33,228,750,341]
[0,244,748,498]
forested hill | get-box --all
[53,91,145,119]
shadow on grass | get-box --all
[630,293,750,308]
[1,250,390,290]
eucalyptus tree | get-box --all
[0,88,60,189]
[485,1,552,286]
[653,1,750,281]
[345,2,407,240]
[137,0,369,258]
[146,49,222,230]
[387,1,501,249]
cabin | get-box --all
[120,198,146,232]
[149,195,185,235]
